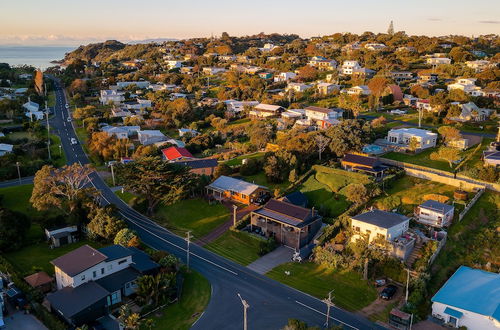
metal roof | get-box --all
[47,282,109,318]
[96,268,139,293]
[419,200,454,214]
[51,245,107,277]
[98,245,132,261]
[207,176,266,195]
[432,266,500,321]
[351,210,409,229]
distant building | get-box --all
[249,103,284,119]
[386,128,437,150]
[427,57,452,65]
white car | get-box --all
[65,103,69,109]
[67,117,72,122]
[70,138,77,145]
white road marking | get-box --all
[295,301,359,330]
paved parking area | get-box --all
[4,311,47,330]
[247,246,294,274]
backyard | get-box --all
[266,262,378,311]
[205,230,263,265]
[154,198,230,239]
[224,151,265,166]
[151,271,211,330]
[238,171,290,192]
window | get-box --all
[118,259,127,265]
[101,268,105,275]
[353,226,361,232]
[107,264,112,271]
[93,271,97,278]
[81,275,85,281]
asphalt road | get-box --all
[35,78,385,330]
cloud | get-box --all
[478,20,500,24]
[428,18,443,22]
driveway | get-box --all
[4,311,47,330]
[247,246,294,274]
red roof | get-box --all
[162,147,193,161]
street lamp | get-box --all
[110,162,116,187]
[237,293,250,330]
[15,162,21,183]
[59,145,62,156]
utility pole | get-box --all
[186,231,192,269]
[405,268,410,304]
[418,108,422,128]
[15,162,21,183]
[233,205,238,226]
[322,290,335,328]
[110,163,116,187]
[237,293,249,330]
[46,109,51,160]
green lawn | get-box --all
[149,271,211,330]
[50,133,67,167]
[7,131,34,141]
[4,240,104,276]
[154,199,229,239]
[0,184,39,217]
[267,262,377,311]
[227,118,251,126]
[205,231,263,265]
[115,190,136,204]
[47,91,56,107]
[298,175,350,218]
[225,152,265,166]
[384,148,467,172]
[239,171,290,192]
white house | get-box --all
[416,99,432,111]
[23,100,39,113]
[317,82,340,95]
[274,72,296,82]
[431,266,500,329]
[386,128,437,150]
[415,200,455,228]
[0,143,14,156]
[303,106,343,129]
[23,100,44,121]
[340,61,362,75]
[224,100,259,113]
[281,109,305,121]
[100,90,125,105]
[102,126,140,139]
[449,102,493,122]
[308,57,337,71]
[364,43,386,51]
[343,85,371,96]
[137,130,167,145]
[202,67,226,75]
[465,60,492,72]
[166,60,183,70]
[178,128,199,137]
[427,57,452,65]
[447,78,482,95]
[286,82,313,93]
[351,209,410,243]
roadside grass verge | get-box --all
[205,231,263,266]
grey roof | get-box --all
[52,231,73,239]
[96,267,139,293]
[128,247,160,273]
[207,175,267,195]
[51,245,107,277]
[351,209,409,229]
[98,245,132,261]
[283,191,308,207]
[174,158,218,169]
[47,282,109,318]
[420,200,454,214]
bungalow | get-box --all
[316,82,340,95]
[286,82,313,93]
[448,102,493,122]
[465,60,492,72]
[24,271,53,293]
[45,226,78,248]
[427,57,452,65]
[304,106,343,129]
[100,90,125,105]
[206,175,269,205]
[137,130,167,145]
[102,126,140,139]
[116,81,150,89]
[202,67,226,75]
[431,266,500,329]
[249,103,284,119]
[418,73,438,84]
[483,150,500,167]
[281,109,305,121]
[389,71,414,83]
[258,72,273,80]
[364,43,386,51]
[174,158,218,176]
[343,85,371,96]
[340,60,362,75]
[415,200,455,228]
[351,209,410,244]
[23,100,44,120]
[274,72,296,82]
[308,57,337,71]
[341,153,386,178]
[250,199,322,249]
[161,146,194,162]
[178,128,199,137]
[224,100,259,113]
[447,78,482,95]
[446,133,482,150]
[0,143,14,156]
[416,99,432,111]
[47,244,159,326]
[386,128,437,150]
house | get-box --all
[274,72,296,82]
[387,128,437,150]
[416,99,432,111]
[447,78,482,95]
[116,81,150,89]
[418,73,439,84]
[0,143,14,156]
[286,82,313,93]
[110,107,132,118]
[47,244,159,326]
[23,100,39,113]
[431,266,500,329]
[161,146,194,161]
[102,126,140,139]
[343,85,371,96]
[224,100,259,113]
[166,60,183,70]
[403,94,418,107]
[174,158,218,176]
[317,82,340,95]
[249,103,284,119]
[281,191,308,208]
[449,102,493,122]
[258,72,273,79]
[123,99,152,110]
[415,200,455,227]
[178,128,199,137]
[304,106,343,129]
[137,130,167,145]
[100,90,125,105]
[202,67,226,75]
[352,67,376,79]
[341,153,386,178]
[340,61,362,75]
[446,133,482,150]
[308,57,337,71]
[45,226,78,248]
[364,43,386,51]
[351,209,410,243]
[465,60,492,72]
[24,271,53,293]
[23,100,44,120]
[389,71,414,83]
[427,57,452,65]
[483,149,500,167]
[250,199,322,249]
[206,175,269,205]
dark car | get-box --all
[254,194,270,205]
[380,284,397,300]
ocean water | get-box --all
[0,46,75,69]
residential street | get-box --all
[44,78,383,329]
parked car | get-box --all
[254,193,271,205]
[67,117,72,122]
[70,138,78,145]
[380,284,397,300]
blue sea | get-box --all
[0,46,76,69]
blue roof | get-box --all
[420,200,454,214]
[444,307,463,319]
[128,247,159,273]
[432,266,500,320]
[98,245,132,261]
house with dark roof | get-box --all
[161,146,194,162]
[282,191,308,208]
[341,153,386,177]
[415,200,455,228]
[250,199,322,249]
[174,158,218,176]
[47,244,159,327]
[431,266,500,329]
[206,175,269,205]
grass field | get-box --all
[267,262,377,311]
[240,172,290,192]
[225,152,265,166]
[154,199,229,239]
[151,271,211,330]
[0,184,39,217]
[205,231,263,265]
[4,240,104,276]
[50,133,67,167]
[7,131,34,141]
[115,190,136,204]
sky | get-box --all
[0,0,499,46]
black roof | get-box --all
[342,153,380,168]
[47,282,109,318]
[98,245,132,261]
[128,247,160,273]
[351,209,409,229]
[174,158,218,169]
[283,191,308,207]
[96,268,140,293]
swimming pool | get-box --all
[362,144,385,155]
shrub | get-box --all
[258,237,277,256]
